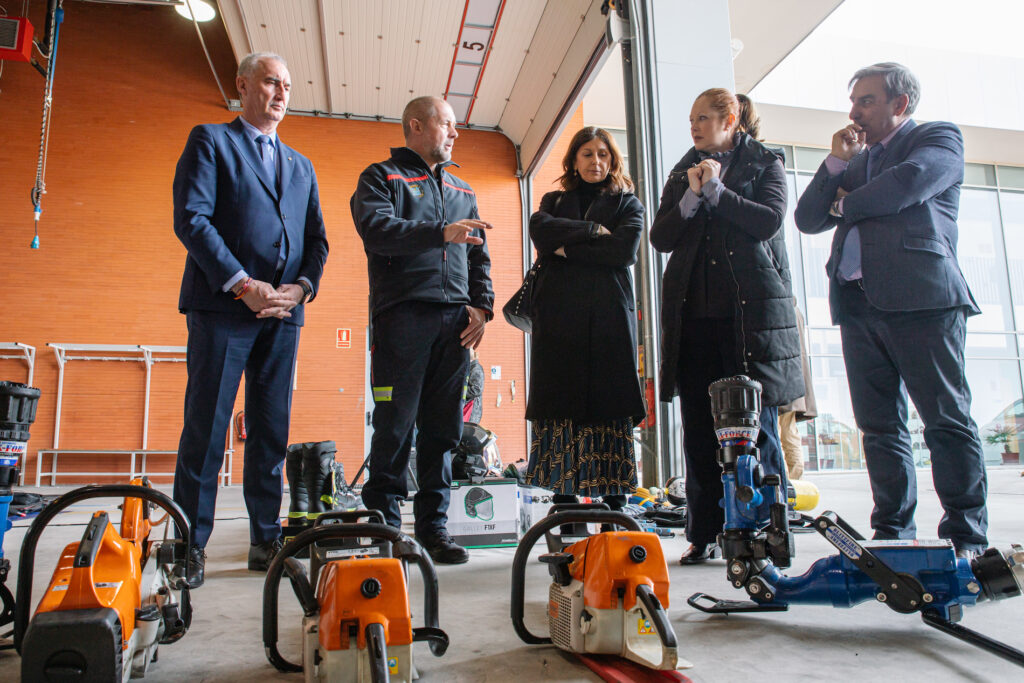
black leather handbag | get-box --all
[502,260,542,333]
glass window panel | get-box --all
[807,326,843,358]
[794,174,835,328]
[999,191,1024,328]
[997,165,1024,190]
[965,332,1017,359]
[794,146,829,172]
[781,173,805,311]
[779,145,795,170]
[964,163,996,187]
[959,188,1014,331]
[803,354,864,472]
[966,359,1023,466]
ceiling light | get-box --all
[175,0,216,22]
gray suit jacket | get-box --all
[794,119,979,324]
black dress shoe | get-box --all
[248,537,284,571]
[180,545,206,588]
[679,543,719,565]
[416,529,469,565]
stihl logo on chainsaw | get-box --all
[548,600,559,620]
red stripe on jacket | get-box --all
[443,181,474,195]
[386,174,428,182]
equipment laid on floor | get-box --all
[0,381,40,649]
[14,480,194,680]
[512,509,689,674]
[264,521,449,682]
[448,478,520,548]
[689,375,1024,668]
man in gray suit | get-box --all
[795,62,986,559]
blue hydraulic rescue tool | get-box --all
[688,375,1024,668]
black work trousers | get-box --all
[362,301,469,538]
[677,317,785,545]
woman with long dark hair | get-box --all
[523,127,646,512]
[651,90,803,564]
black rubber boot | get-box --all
[285,443,309,529]
[303,441,337,521]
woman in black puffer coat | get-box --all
[524,127,646,514]
[651,90,803,564]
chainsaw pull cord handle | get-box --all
[635,583,678,649]
[13,483,192,653]
[263,522,447,673]
[511,510,643,645]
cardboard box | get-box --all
[448,478,520,548]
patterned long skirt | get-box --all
[524,418,637,497]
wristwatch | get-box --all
[298,280,313,303]
[829,199,843,218]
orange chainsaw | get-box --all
[264,521,449,682]
[14,479,193,681]
[512,509,690,673]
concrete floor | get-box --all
[2,467,1023,682]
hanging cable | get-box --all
[30,0,63,249]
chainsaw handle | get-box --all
[511,510,642,645]
[366,622,391,683]
[13,484,192,653]
[264,522,447,672]
[636,583,677,649]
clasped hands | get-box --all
[687,158,721,195]
[235,279,303,319]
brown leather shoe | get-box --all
[679,543,719,565]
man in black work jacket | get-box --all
[351,95,494,564]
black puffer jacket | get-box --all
[350,147,493,318]
[525,186,646,422]
[650,133,803,407]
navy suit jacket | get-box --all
[794,119,978,324]
[173,117,329,326]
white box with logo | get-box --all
[447,478,520,548]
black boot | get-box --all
[303,441,337,521]
[285,443,309,530]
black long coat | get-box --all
[525,187,646,423]
[650,133,803,407]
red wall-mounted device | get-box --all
[0,16,34,62]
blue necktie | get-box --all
[256,134,286,271]
[255,134,276,185]
[837,144,885,282]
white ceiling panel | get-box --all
[238,0,330,113]
[496,0,593,143]
[518,0,608,170]
[219,0,605,170]
[467,0,547,127]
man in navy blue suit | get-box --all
[172,52,329,586]
[795,62,987,559]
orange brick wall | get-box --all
[0,2,528,485]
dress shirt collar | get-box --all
[239,116,278,146]
[877,118,910,149]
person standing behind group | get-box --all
[794,63,987,559]
[171,52,329,587]
[351,95,494,565]
[651,89,803,564]
[523,127,646,514]
[778,298,816,480]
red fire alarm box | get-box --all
[0,16,34,63]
